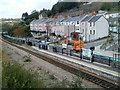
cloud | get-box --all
[0,0,57,18]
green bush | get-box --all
[23,55,31,62]
[2,60,45,88]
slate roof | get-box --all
[81,16,93,22]
[61,17,72,22]
[108,17,119,22]
[52,17,65,23]
[72,15,86,21]
[88,16,102,22]
[40,14,48,17]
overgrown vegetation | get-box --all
[23,55,31,62]
[100,2,119,11]
[2,58,45,88]
[2,21,32,37]
[100,35,114,49]
[2,2,119,38]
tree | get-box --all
[22,12,28,21]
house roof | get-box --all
[81,16,93,22]
[40,14,48,17]
[108,17,119,22]
[61,17,72,22]
[52,17,65,23]
[44,18,54,23]
[88,16,102,22]
[71,15,86,21]
[105,11,119,14]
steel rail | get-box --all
[2,38,120,89]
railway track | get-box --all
[2,38,120,89]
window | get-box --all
[93,22,95,26]
[90,30,92,34]
[93,30,95,34]
[90,22,92,26]
[77,21,79,24]
[83,29,84,33]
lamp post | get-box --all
[67,25,69,55]
[79,34,84,59]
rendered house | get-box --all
[108,17,119,33]
[104,11,119,19]
[30,18,54,38]
[81,15,109,42]
[30,15,109,42]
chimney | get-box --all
[64,15,68,18]
[80,14,83,16]
[91,13,96,16]
[54,16,57,19]
[84,12,88,15]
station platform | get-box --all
[32,46,120,82]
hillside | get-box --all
[52,2,118,17]
[3,2,119,37]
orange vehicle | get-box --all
[73,41,84,51]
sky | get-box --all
[0,0,57,19]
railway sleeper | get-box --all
[2,39,120,89]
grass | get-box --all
[49,74,56,80]
[2,50,45,88]
[23,55,31,62]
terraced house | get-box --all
[30,14,109,42]
[81,15,109,42]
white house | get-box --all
[81,15,109,42]
[30,18,54,38]
[30,15,109,42]
[104,11,119,19]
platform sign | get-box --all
[82,49,92,57]
[41,41,46,45]
[62,43,67,49]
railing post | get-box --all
[62,49,63,54]
[109,57,111,66]
[53,46,54,52]
[70,50,72,56]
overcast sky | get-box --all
[0,0,57,19]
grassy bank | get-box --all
[2,51,45,88]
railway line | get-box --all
[1,38,120,89]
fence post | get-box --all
[39,44,41,49]
[109,57,111,66]
[55,47,57,53]
[70,50,72,56]
[80,49,82,59]
[53,46,54,52]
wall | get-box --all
[96,16,109,39]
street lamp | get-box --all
[78,34,84,59]
[67,25,70,55]
[46,22,50,42]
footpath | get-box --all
[94,45,120,60]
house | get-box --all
[104,11,119,19]
[30,14,109,42]
[30,18,54,38]
[80,16,94,41]
[39,14,48,19]
[97,10,107,16]
[81,15,109,42]
[108,17,119,33]
[50,17,75,41]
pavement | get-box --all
[94,45,120,59]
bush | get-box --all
[2,60,45,88]
[23,55,31,62]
